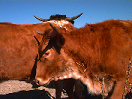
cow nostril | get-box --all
[36,80,40,85]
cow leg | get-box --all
[110,80,125,99]
[63,78,75,99]
[53,81,62,99]
[75,80,84,99]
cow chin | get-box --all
[55,73,73,81]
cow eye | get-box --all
[45,52,50,55]
[43,50,51,58]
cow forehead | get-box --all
[49,20,69,27]
[48,20,70,31]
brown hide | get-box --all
[0,21,75,81]
[35,20,132,99]
[0,19,82,99]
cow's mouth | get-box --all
[35,68,77,86]
[35,73,73,86]
[35,77,52,86]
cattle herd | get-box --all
[0,13,132,99]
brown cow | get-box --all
[0,13,83,99]
[35,20,132,99]
[34,14,84,99]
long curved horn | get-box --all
[33,15,50,22]
[66,13,83,21]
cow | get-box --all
[34,13,84,99]
[35,20,132,99]
[0,13,83,99]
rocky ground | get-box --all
[0,80,131,99]
[0,80,68,99]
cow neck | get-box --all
[75,61,103,84]
[60,49,109,95]
[74,61,109,96]
[61,30,109,95]
[75,62,87,73]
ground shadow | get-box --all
[0,89,131,99]
[0,90,53,99]
[8,81,130,99]
[0,90,103,99]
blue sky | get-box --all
[0,1,132,28]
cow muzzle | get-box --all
[35,78,50,86]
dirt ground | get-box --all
[0,80,103,99]
[0,80,68,99]
[0,80,131,99]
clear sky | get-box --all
[0,1,132,28]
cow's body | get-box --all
[0,13,83,99]
[35,20,132,99]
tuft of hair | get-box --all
[50,14,66,20]
[50,14,74,24]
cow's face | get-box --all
[35,48,76,86]
[35,23,77,86]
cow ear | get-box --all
[53,34,65,54]
[55,34,65,47]
[49,23,65,50]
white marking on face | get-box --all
[49,20,70,31]
[50,20,69,27]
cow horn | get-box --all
[49,23,59,38]
[49,23,59,32]
[35,31,45,36]
[66,13,83,21]
[33,15,50,22]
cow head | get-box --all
[35,23,80,86]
